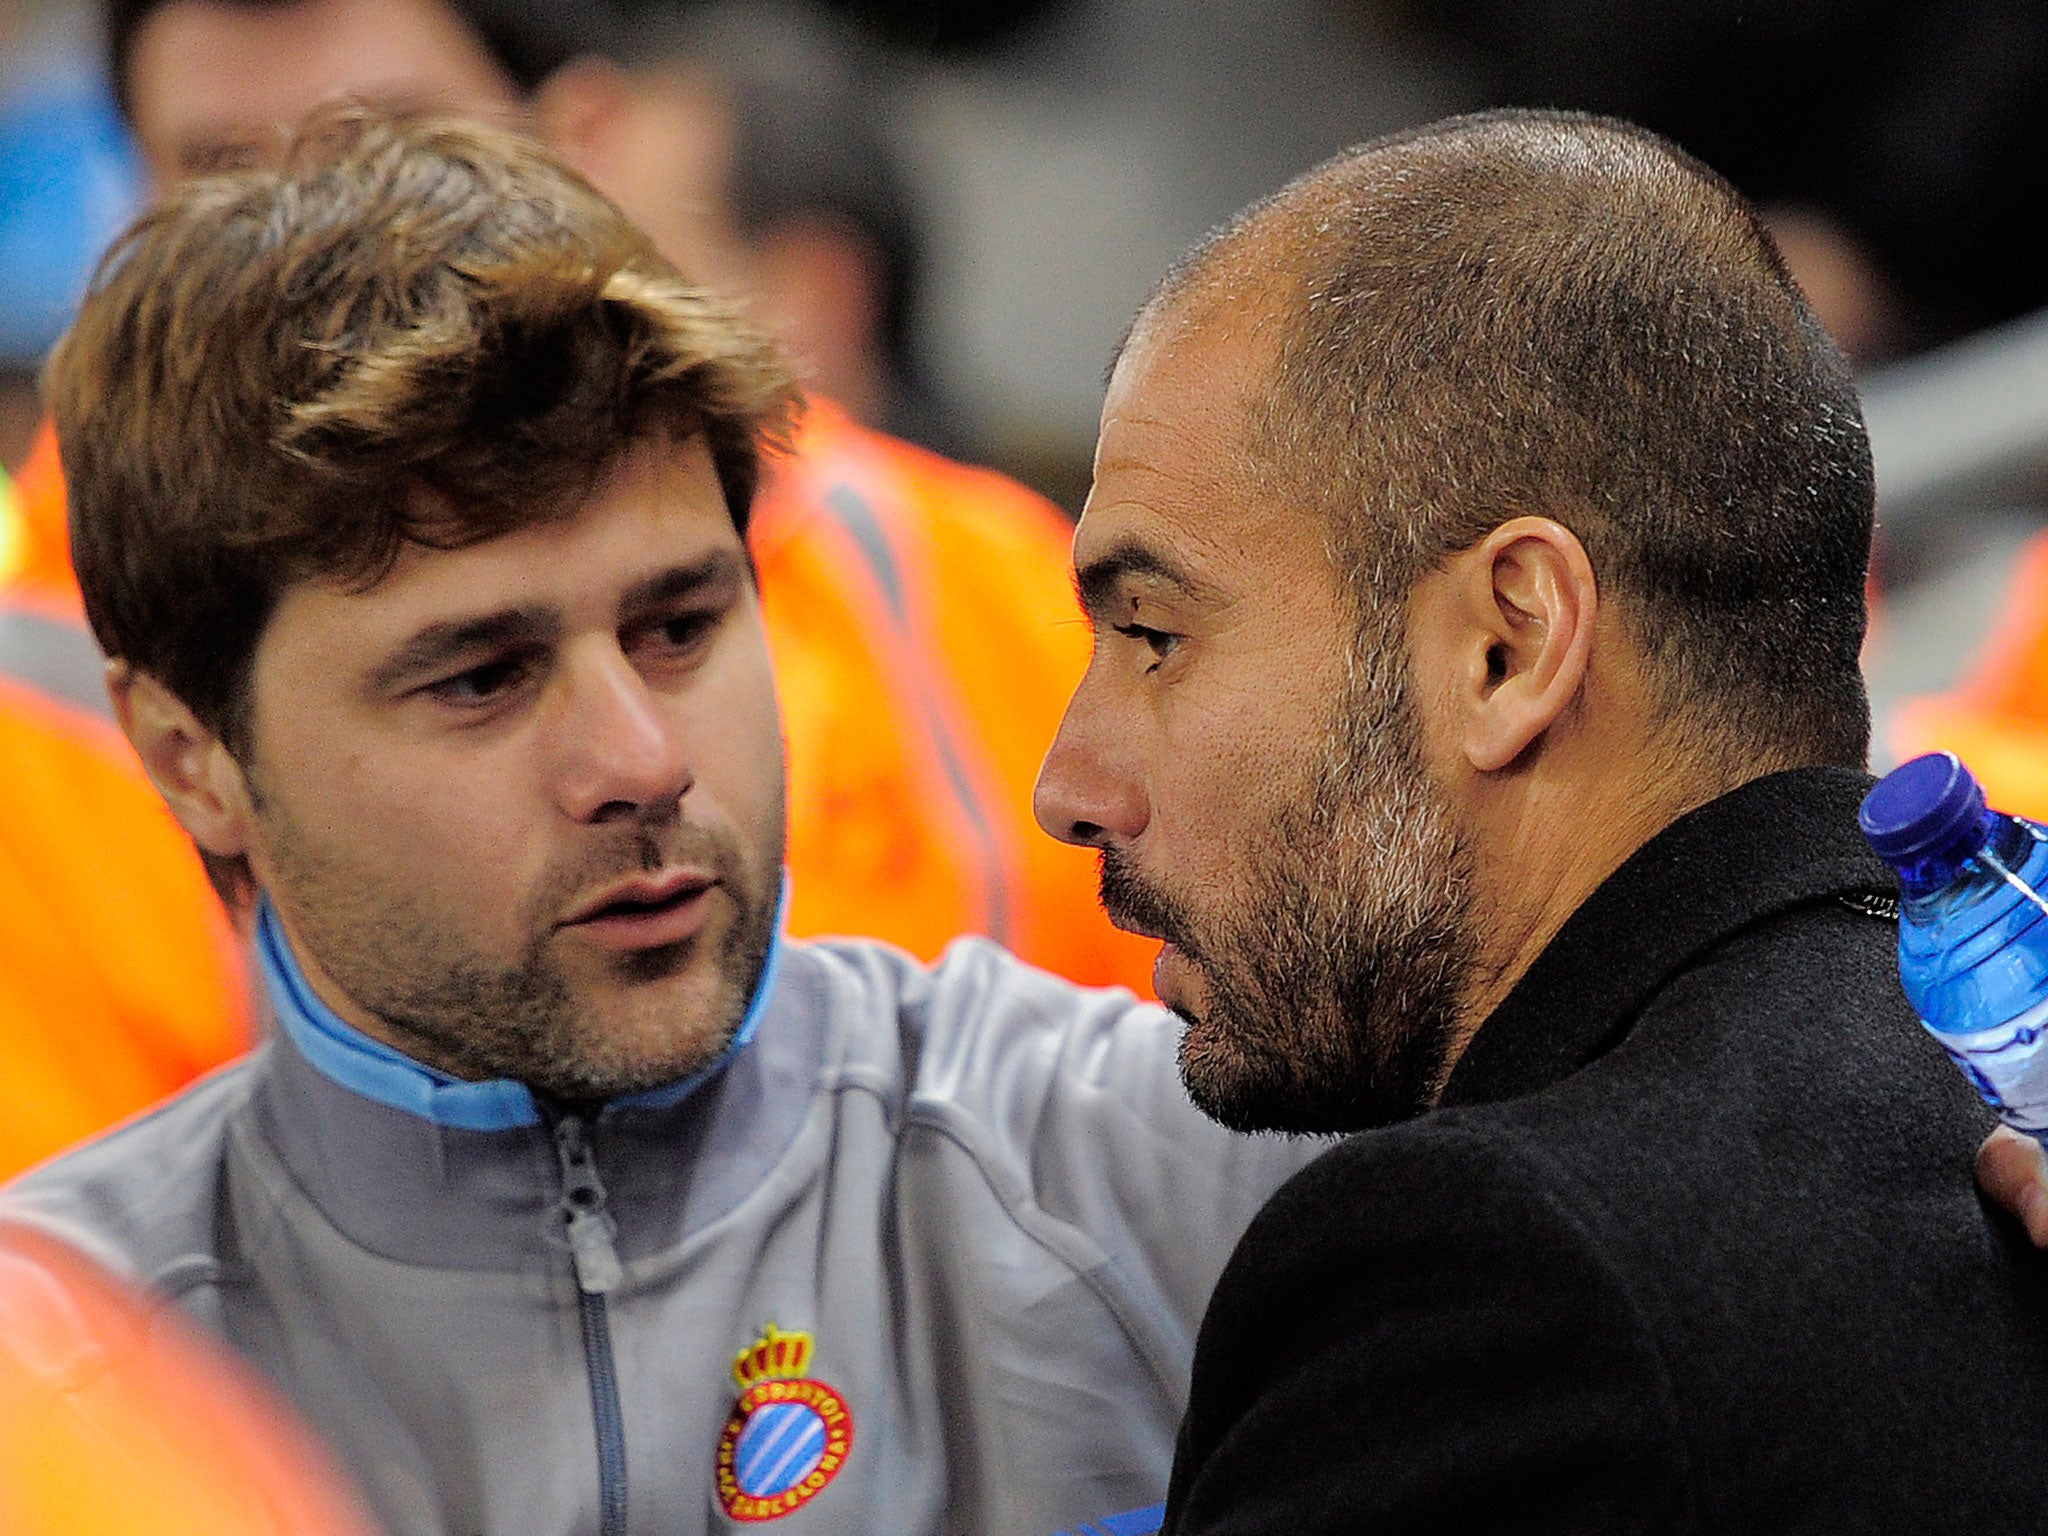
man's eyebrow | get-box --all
[618,550,749,624]
[1074,541,1210,622]
[368,609,555,693]
[368,553,747,693]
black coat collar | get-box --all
[1439,766,1894,1110]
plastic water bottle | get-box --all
[1860,751,2048,1136]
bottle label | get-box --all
[1931,993,2048,1133]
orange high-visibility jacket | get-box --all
[0,404,1152,1174]
[0,1222,380,1535]
[1891,530,2048,817]
[1,427,252,1181]
[740,399,1154,986]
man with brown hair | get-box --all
[103,0,1157,990]
[0,0,1155,1192]
[1035,110,2048,1532]
[0,113,1308,1536]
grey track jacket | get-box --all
[0,935,1316,1536]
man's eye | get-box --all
[425,657,529,705]
[648,610,719,655]
[1111,621,1181,666]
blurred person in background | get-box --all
[1,0,250,1182]
[543,0,962,457]
[1757,204,1897,371]
[1885,540,2048,819]
[1,111,1312,1536]
[1,0,144,467]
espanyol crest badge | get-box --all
[715,1324,854,1522]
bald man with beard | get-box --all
[1032,110,2048,1534]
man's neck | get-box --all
[1448,738,1765,1061]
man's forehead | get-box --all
[1097,284,1295,481]
[287,438,735,626]
[1080,312,1289,580]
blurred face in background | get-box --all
[542,61,754,300]
[124,0,523,183]
[545,64,893,424]
[117,1,870,418]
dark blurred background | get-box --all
[17,0,2048,485]
[8,0,2048,747]
[648,0,2048,492]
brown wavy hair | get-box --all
[50,109,798,766]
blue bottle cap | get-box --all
[1859,751,1989,872]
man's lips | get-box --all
[560,869,718,950]
[1107,912,1173,951]
[1102,907,1171,944]
[1103,911,1187,991]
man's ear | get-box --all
[1420,516,1599,774]
[108,660,258,858]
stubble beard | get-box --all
[1101,628,1482,1136]
[262,791,784,1104]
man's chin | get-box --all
[1175,1008,1438,1138]
[530,1016,739,1104]
[1173,1008,1294,1134]
[590,971,754,1084]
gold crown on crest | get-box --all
[732,1324,815,1391]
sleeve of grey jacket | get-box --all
[910,939,1326,1390]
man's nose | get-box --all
[1034,690,1148,848]
[553,651,693,823]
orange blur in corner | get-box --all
[1,427,79,609]
[0,1223,379,1535]
[1892,531,2048,819]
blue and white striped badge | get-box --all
[715,1323,853,1522]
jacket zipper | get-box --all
[551,1112,628,1536]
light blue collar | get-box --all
[257,886,785,1132]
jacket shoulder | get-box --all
[866,934,1191,1154]
[1492,899,1987,1211]
[0,1056,254,1286]
[790,932,1176,1133]
[792,935,1313,1354]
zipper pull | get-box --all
[551,1115,624,1295]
